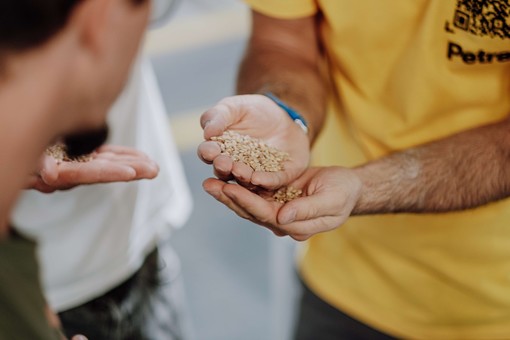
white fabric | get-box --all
[150,0,180,28]
[12,59,192,311]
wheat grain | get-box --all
[273,186,303,203]
[211,131,290,172]
[45,143,92,163]
[211,131,302,202]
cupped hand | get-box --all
[197,95,310,190]
[27,145,159,193]
[202,166,362,241]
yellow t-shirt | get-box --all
[245,0,510,338]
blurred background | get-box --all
[143,1,301,339]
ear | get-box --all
[67,0,116,58]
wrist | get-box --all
[263,92,309,135]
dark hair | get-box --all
[0,0,82,52]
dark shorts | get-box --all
[59,244,190,340]
[294,281,395,340]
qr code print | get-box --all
[454,0,510,39]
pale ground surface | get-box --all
[145,1,301,339]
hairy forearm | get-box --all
[352,117,510,214]
[236,34,327,142]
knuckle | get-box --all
[290,234,311,242]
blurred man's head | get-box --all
[0,0,154,234]
[0,0,151,135]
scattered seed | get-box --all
[273,186,303,203]
[46,142,92,163]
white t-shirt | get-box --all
[12,59,193,311]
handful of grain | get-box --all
[273,186,303,203]
[46,142,93,163]
[210,131,302,203]
[211,131,290,172]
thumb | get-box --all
[277,193,332,225]
[39,155,59,184]
[277,198,308,225]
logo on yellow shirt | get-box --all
[447,0,510,39]
[445,1,510,64]
[447,41,510,63]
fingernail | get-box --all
[280,209,296,224]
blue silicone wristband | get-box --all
[264,92,309,134]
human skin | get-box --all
[0,0,150,239]
[198,10,510,241]
[0,2,153,338]
[27,145,159,193]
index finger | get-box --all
[221,183,281,226]
[95,145,151,159]
[197,140,222,164]
[201,104,230,139]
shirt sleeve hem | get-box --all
[244,1,318,19]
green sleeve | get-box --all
[0,231,62,340]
